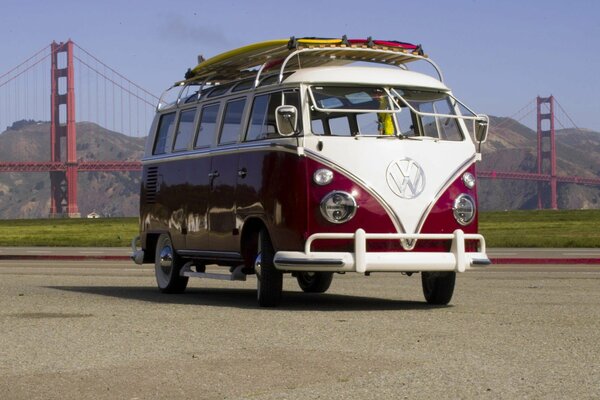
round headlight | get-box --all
[453,194,476,225]
[313,168,334,186]
[462,172,476,189]
[320,191,357,224]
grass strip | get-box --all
[0,218,138,247]
[479,210,600,248]
[0,210,598,248]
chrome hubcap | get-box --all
[254,252,262,281]
[159,245,173,275]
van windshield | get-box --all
[308,85,475,141]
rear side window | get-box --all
[172,108,197,151]
[219,99,246,144]
[153,112,176,155]
[195,104,219,148]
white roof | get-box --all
[284,66,449,91]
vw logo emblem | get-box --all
[386,158,426,199]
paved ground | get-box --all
[0,260,599,399]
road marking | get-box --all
[80,251,105,255]
[26,250,51,254]
[564,252,600,256]
[489,252,517,256]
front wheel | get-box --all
[296,272,333,293]
[154,234,188,294]
[255,229,282,307]
[421,271,455,305]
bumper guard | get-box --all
[274,229,490,273]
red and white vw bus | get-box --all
[132,37,490,307]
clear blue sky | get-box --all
[1,0,599,131]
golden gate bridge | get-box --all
[0,40,599,217]
[0,40,152,217]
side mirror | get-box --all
[275,105,298,136]
[474,116,489,143]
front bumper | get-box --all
[274,229,490,273]
[131,236,144,265]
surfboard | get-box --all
[184,37,425,83]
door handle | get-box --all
[208,171,220,179]
[237,168,247,178]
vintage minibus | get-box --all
[131,37,491,307]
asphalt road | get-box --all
[1,259,599,399]
[1,246,600,259]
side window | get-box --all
[311,119,326,135]
[246,94,270,141]
[328,117,352,136]
[153,112,176,155]
[219,98,246,144]
[245,91,302,141]
[195,104,219,148]
[172,108,197,151]
[245,93,281,141]
[207,84,233,98]
[356,113,379,135]
[396,107,417,136]
[435,100,463,141]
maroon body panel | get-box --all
[140,146,309,258]
[237,148,308,251]
[209,151,239,252]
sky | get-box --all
[1,0,599,131]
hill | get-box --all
[0,121,144,218]
[478,117,600,210]
[0,117,599,218]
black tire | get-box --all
[255,229,282,307]
[296,272,333,293]
[421,271,455,305]
[154,234,188,294]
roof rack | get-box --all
[177,36,441,87]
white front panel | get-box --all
[304,136,476,234]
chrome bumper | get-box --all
[274,229,490,273]
[131,236,145,265]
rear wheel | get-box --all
[421,271,455,305]
[154,234,188,294]
[296,272,333,293]
[255,229,282,307]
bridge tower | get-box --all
[50,40,80,217]
[536,95,558,210]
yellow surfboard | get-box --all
[183,37,423,83]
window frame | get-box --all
[218,97,247,145]
[172,106,198,152]
[152,111,177,155]
[194,102,221,149]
